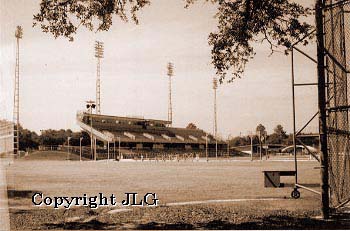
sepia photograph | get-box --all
[1,0,350,230]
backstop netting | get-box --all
[324,0,350,208]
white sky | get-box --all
[0,0,318,138]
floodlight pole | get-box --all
[167,62,174,126]
[13,26,23,156]
[95,41,104,115]
[315,0,330,219]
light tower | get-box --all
[13,26,23,155]
[94,41,104,115]
[167,62,174,125]
[213,77,218,159]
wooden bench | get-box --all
[263,170,296,188]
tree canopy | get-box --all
[33,0,313,81]
[186,122,198,129]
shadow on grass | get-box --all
[43,219,117,230]
[136,213,350,230]
[7,189,41,199]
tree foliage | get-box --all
[186,122,198,129]
[33,0,313,81]
[33,0,150,41]
[267,124,287,144]
[256,123,266,136]
[19,125,40,150]
[186,0,313,81]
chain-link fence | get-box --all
[324,0,350,208]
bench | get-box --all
[263,170,296,188]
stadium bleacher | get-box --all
[76,111,226,156]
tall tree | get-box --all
[274,124,287,138]
[267,124,287,144]
[186,123,198,129]
[255,124,266,136]
[33,0,313,80]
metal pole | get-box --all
[259,132,262,160]
[250,135,253,161]
[291,48,298,185]
[90,108,93,160]
[118,137,121,160]
[13,26,22,156]
[94,137,97,161]
[265,133,268,160]
[95,41,104,115]
[205,133,208,162]
[80,137,83,161]
[315,0,330,219]
[114,140,116,160]
[67,137,70,161]
[213,78,218,160]
[107,141,110,161]
[215,88,218,160]
[167,62,174,126]
[227,139,230,157]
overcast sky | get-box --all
[0,0,318,137]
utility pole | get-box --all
[213,78,218,159]
[13,26,23,155]
[95,41,104,115]
[205,133,208,162]
[167,62,174,125]
[249,132,254,161]
[315,0,330,219]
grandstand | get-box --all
[76,111,226,158]
[0,120,13,156]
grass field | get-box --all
[5,151,350,230]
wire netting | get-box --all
[324,0,350,208]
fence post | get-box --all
[315,0,330,219]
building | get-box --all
[76,111,226,156]
[0,120,13,156]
